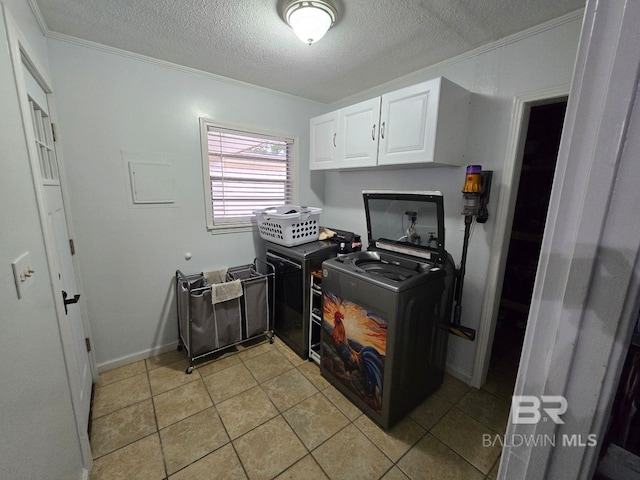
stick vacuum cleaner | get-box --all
[450,165,492,341]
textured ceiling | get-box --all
[32,0,585,103]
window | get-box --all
[28,100,59,186]
[200,119,296,231]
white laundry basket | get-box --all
[254,205,322,247]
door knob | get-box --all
[62,290,81,314]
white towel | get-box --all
[211,279,243,304]
[204,268,228,286]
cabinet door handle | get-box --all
[381,122,386,139]
[333,133,336,147]
[372,124,376,141]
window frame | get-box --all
[200,118,298,233]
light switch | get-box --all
[12,252,35,299]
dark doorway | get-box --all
[485,100,568,397]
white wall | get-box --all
[319,16,582,381]
[44,11,582,379]
[0,1,84,478]
[46,40,328,368]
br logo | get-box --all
[511,396,568,424]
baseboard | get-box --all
[98,343,474,383]
[96,341,179,372]
[445,362,473,385]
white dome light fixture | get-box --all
[284,0,337,45]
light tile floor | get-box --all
[89,337,515,480]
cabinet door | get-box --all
[338,97,381,168]
[310,110,339,170]
[377,79,440,166]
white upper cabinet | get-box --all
[309,110,339,170]
[309,77,470,170]
[338,98,381,168]
[378,77,471,167]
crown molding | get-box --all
[28,0,313,103]
[329,8,584,108]
[27,0,50,36]
[45,30,324,105]
[26,0,583,106]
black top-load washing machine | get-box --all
[320,191,456,429]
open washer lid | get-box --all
[362,190,446,265]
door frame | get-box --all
[496,0,640,477]
[471,86,570,389]
[3,5,95,469]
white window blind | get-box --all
[201,121,294,229]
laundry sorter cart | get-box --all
[176,259,274,374]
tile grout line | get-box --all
[94,341,500,480]
[235,341,325,478]
[438,385,503,477]
[156,352,249,479]
[392,384,459,463]
[426,432,487,479]
[235,356,303,475]
[91,371,151,419]
[151,359,254,479]
[228,342,345,478]
[279,376,403,479]
[279,356,390,479]
[90,362,160,463]
[144,356,170,480]
[451,388,509,435]
[205,340,293,479]
[354,379,477,478]
[171,350,251,480]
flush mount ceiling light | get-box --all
[284,0,337,45]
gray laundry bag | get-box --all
[228,264,270,339]
[177,274,242,356]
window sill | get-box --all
[208,223,257,235]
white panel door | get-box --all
[338,97,381,168]
[24,66,93,446]
[377,79,440,166]
[44,187,92,424]
[310,110,339,170]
